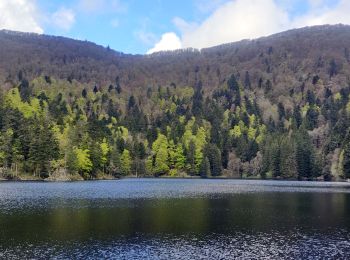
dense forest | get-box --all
[1,25,350,180]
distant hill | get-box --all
[1,24,350,96]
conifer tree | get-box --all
[205,143,222,176]
[199,156,211,178]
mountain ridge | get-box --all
[1,24,350,93]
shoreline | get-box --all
[0,174,119,182]
[0,175,349,183]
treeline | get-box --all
[1,72,350,180]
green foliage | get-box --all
[154,145,169,175]
[150,133,169,175]
[5,88,42,118]
[120,149,132,175]
[100,138,110,166]
[0,72,346,180]
[261,130,320,180]
[173,144,186,170]
[74,147,93,175]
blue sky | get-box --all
[37,0,220,53]
[0,0,348,54]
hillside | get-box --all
[0,25,350,180]
[1,24,350,93]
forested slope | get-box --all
[0,24,350,180]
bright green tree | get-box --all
[74,147,93,176]
[174,144,186,170]
[150,133,170,175]
[154,145,169,175]
[120,149,132,175]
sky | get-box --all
[0,0,349,54]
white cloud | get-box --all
[52,7,75,31]
[153,0,350,52]
[147,32,182,54]
[0,0,43,33]
[293,0,350,28]
[149,0,289,52]
[179,0,290,49]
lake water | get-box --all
[1,179,350,259]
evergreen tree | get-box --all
[280,137,297,178]
[228,74,239,92]
[329,59,338,77]
[205,143,222,176]
[82,88,87,98]
[270,140,281,178]
[343,144,350,179]
[304,108,318,130]
[192,81,203,117]
[186,140,197,175]
[18,78,31,102]
[295,129,314,179]
[115,76,122,93]
[128,95,136,109]
[292,106,302,129]
[28,119,59,177]
[199,156,211,178]
[342,130,350,179]
[244,71,251,89]
[108,144,121,175]
[306,90,316,105]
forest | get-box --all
[0,68,350,181]
[1,25,350,180]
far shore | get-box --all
[1,174,349,183]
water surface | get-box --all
[1,179,350,259]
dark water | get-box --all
[1,179,350,259]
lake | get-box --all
[1,179,350,259]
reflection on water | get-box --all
[0,179,350,259]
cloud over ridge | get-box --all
[147,32,182,54]
[0,0,43,33]
[148,0,350,53]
